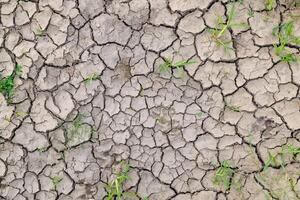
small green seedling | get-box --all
[209,3,248,51]
[59,151,66,161]
[155,116,168,124]
[4,116,11,122]
[72,115,83,129]
[289,179,297,192]
[263,151,279,171]
[37,147,47,153]
[272,21,300,63]
[282,144,300,156]
[67,115,84,145]
[196,112,203,118]
[35,28,46,37]
[225,101,240,112]
[15,111,28,117]
[263,144,300,172]
[265,0,276,11]
[106,162,130,200]
[51,176,62,190]
[84,73,100,84]
[247,7,254,17]
[213,160,235,190]
[105,161,148,200]
[0,63,22,102]
[278,144,300,166]
[159,58,196,78]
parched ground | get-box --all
[0,0,300,199]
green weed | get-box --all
[159,58,196,78]
[196,112,203,118]
[247,7,254,17]
[67,115,84,146]
[225,101,241,112]
[105,161,148,200]
[265,0,276,11]
[37,147,47,153]
[209,3,248,51]
[263,144,300,171]
[15,111,28,117]
[84,73,100,84]
[155,116,168,124]
[72,115,83,130]
[263,151,279,171]
[4,116,11,122]
[213,160,235,190]
[0,63,22,102]
[51,176,62,190]
[35,28,46,37]
[272,21,300,63]
[59,151,66,161]
[281,144,300,156]
[252,144,300,199]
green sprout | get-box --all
[159,58,196,78]
[51,176,62,190]
[67,115,84,146]
[196,112,203,118]
[265,0,276,11]
[263,151,279,171]
[0,63,22,102]
[35,28,46,37]
[263,144,300,172]
[37,147,48,153]
[282,144,300,156]
[247,7,254,17]
[105,161,148,200]
[72,115,83,130]
[225,101,241,112]
[213,160,235,190]
[84,73,100,84]
[15,111,28,117]
[209,3,248,52]
[155,116,168,124]
[272,21,300,63]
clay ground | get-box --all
[0,0,300,199]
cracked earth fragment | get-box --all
[0,0,299,200]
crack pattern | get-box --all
[0,0,300,200]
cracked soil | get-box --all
[0,0,300,199]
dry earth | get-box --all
[0,0,300,199]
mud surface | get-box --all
[0,0,300,199]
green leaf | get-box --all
[227,3,237,23]
[159,58,196,77]
[15,63,22,76]
[230,22,249,29]
[173,60,196,67]
[213,160,235,190]
[265,0,276,10]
